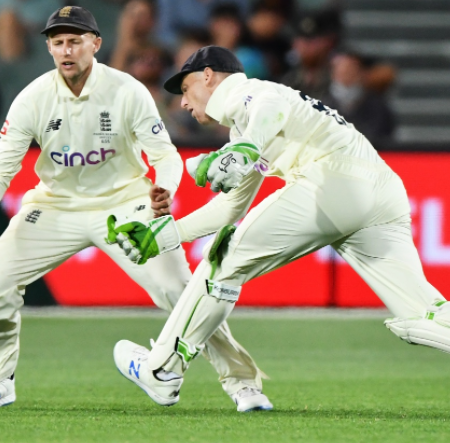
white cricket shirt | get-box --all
[176,73,382,242]
[0,59,183,210]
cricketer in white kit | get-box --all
[112,46,450,407]
[0,9,271,411]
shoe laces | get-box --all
[236,387,261,398]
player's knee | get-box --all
[0,287,24,318]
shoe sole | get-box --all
[240,405,273,412]
[0,393,16,407]
[113,342,180,408]
[115,366,179,407]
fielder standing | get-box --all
[113,46,450,406]
[0,10,272,412]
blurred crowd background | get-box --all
[0,0,449,149]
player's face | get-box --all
[180,72,214,125]
[47,27,102,84]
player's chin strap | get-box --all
[385,300,450,353]
[105,214,180,265]
[146,225,241,374]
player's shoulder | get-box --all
[97,63,149,93]
[231,77,283,97]
[227,78,288,110]
[14,69,57,103]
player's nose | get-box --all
[62,42,72,55]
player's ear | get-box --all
[46,39,52,55]
[203,67,214,86]
[93,36,102,54]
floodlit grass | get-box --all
[1,316,450,442]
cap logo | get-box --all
[59,6,72,17]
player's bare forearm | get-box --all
[150,184,172,218]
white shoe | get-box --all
[231,387,273,412]
[113,340,183,406]
[0,375,15,407]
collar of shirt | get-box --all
[56,58,99,99]
[206,73,248,126]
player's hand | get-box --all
[105,214,180,265]
[208,152,252,193]
[186,138,260,193]
[150,185,172,218]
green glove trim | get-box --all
[195,151,219,187]
[106,215,118,244]
[194,142,260,188]
[105,215,177,265]
[106,215,138,244]
[138,217,172,264]
[222,142,260,162]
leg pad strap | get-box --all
[385,300,450,353]
[175,337,204,364]
[206,279,241,302]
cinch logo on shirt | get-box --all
[50,145,116,167]
[152,119,165,134]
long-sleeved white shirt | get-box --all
[176,73,381,242]
[0,59,183,210]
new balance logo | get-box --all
[129,360,140,379]
[25,210,42,224]
[46,119,62,132]
[135,205,146,212]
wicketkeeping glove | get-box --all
[105,214,180,265]
[186,137,260,193]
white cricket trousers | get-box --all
[217,151,445,315]
[0,194,264,394]
[149,143,446,364]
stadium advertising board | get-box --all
[2,149,450,307]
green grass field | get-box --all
[1,313,450,443]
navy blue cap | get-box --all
[41,6,100,37]
[164,46,244,94]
